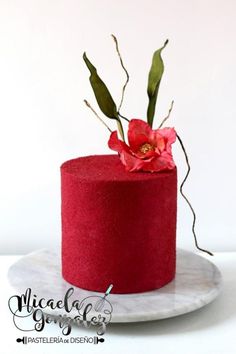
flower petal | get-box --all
[108,131,145,171]
[108,131,130,154]
[128,119,153,151]
[134,148,158,160]
[141,152,175,172]
[119,151,148,172]
[157,127,176,153]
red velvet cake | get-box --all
[61,154,177,294]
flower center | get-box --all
[139,143,154,154]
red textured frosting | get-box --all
[61,155,177,294]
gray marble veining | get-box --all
[8,249,222,323]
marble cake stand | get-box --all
[8,249,222,323]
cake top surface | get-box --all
[61,155,176,182]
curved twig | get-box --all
[158,100,174,128]
[177,134,213,256]
[118,113,130,122]
[111,34,130,113]
[84,100,112,133]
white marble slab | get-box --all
[8,249,222,323]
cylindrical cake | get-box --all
[61,155,177,294]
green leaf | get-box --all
[83,52,119,119]
[83,52,124,140]
[147,39,168,127]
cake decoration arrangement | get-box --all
[7,35,222,332]
[60,35,213,294]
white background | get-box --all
[0,0,235,254]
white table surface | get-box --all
[1,252,236,354]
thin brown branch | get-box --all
[118,112,130,122]
[111,34,129,113]
[177,134,214,256]
[158,100,174,128]
[84,100,112,133]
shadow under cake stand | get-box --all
[8,249,222,323]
